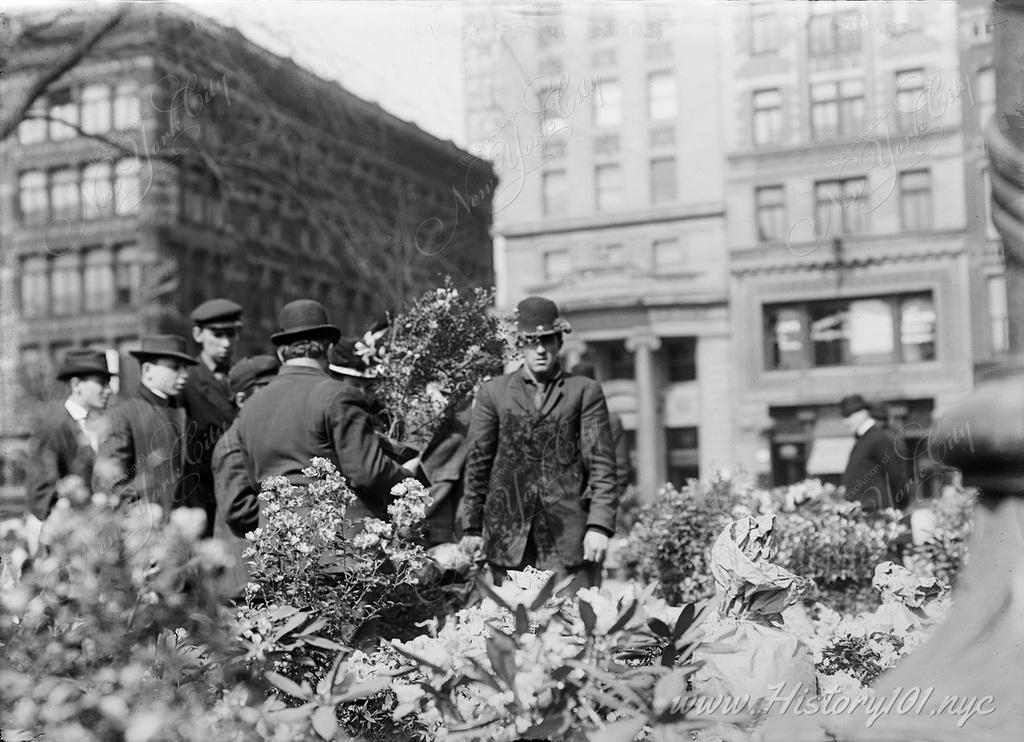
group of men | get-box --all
[27,294,628,593]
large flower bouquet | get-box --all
[373,279,515,453]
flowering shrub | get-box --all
[903,484,975,588]
[244,458,432,645]
[374,278,514,451]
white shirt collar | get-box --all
[856,418,876,437]
[64,398,89,422]
[147,386,169,400]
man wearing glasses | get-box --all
[181,299,244,536]
[459,296,619,588]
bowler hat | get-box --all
[270,300,341,346]
[57,349,112,381]
[129,335,199,365]
[191,298,243,329]
[228,355,280,394]
[840,394,869,418]
[328,337,374,378]
[514,296,571,337]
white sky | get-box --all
[184,0,469,147]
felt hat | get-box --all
[128,335,198,365]
[190,298,243,329]
[840,394,869,418]
[514,296,571,338]
[270,300,341,346]
[228,355,280,394]
[328,337,374,378]
[56,349,112,381]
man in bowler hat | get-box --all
[95,336,197,511]
[840,394,913,512]
[181,298,244,536]
[458,296,619,587]
[235,300,419,529]
[212,354,279,598]
[26,349,113,520]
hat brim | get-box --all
[328,364,372,378]
[57,366,113,381]
[129,350,199,365]
[197,320,243,330]
[270,324,342,346]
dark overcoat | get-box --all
[26,405,96,520]
[180,358,236,532]
[459,367,619,570]
[212,420,253,597]
[234,365,409,523]
[95,385,189,511]
[842,423,913,512]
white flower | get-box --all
[168,507,206,542]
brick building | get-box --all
[0,5,495,505]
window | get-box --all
[988,275,1009,354]
[663,337,697,382]
[18,171,48,224]
[653,237,689,271]
[650,157,677,204]
[18,98,47,144]
[542,170,567,216]
[19,256,49,317]
[83,248,114,312]
[114,158,142,214]
[48,88,78,140]
[114,244,140,307]
[750,7,781,54]
[50,168,80,221]
[976,67,995,131]
[666,427,699,484]
[543,249,570,281]
[764,293,935,370]
[811,79,863,139]
[648,71,677,120]
[538,86,570,150]
[595,164,622,211]
[593,243,625,270]
[814,178,867,236]
[755,186,786,242]
[594,79,621,128]
[808,12,862,56]
[601,340,634,380]
[81,162,114,219]
[752,89,782,146]
[51,253,81,315]
[895,69,925,131]
[81,84,112,134]
[113,81,141,131]
[899,170,932,230]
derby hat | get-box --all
[514,296,572,338]
[328,337,374,378]
[190,298,243,329]
[228,355,280,394]
[129,335,199,365]
[840,394,869,418]
[57,349,112,381]
[270,299,341,346]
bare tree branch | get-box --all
[0,7,128,141]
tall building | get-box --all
[0,5,495,507]
[464,3,734,499]
[722,1,1003,489]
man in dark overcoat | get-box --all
[181,298,243,536]
[95,336,197,511]
[235,300,419,527]
[26,349,113,520]
[840,394,913,512]
[458,296,619,587]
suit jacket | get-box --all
[235,364,409,523]
[842,423,913,512]
[96,385,189,511]
[421,403,472,545]
[26,403,96,520]
[212,420,253,597]
[181,358,237,524]
[459,366,619,570]
[608,411,631,493]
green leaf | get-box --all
[528,571,566,610]
[521,708,570,737]
[587,715,647,742]
[334,677,391,703]
[647,618,670,637]
[672,604,696,640]
[266,702,315,723]
[485,634,518,688]
[474,576,513,612]
[274,611,311,640]
[608,599,638,634]
[514,603,530,635]
[579,598,598,635]
[312,705,338,740]
[391,643,447,675]
[303,636,344,652]
[265,671,311,701]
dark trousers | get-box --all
[486,532,602,593]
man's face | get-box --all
[143,359,190,396]
[73,375,112,411]
[520,333,562,378]
[193,326,238,368]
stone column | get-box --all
[626,333,661,501]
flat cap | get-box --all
[191,298,243,329]
[228,355,280,394]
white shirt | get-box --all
[64,398,99,452]
[856,418,876,438]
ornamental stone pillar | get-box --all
[626,333,662,501]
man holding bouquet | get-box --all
[458,296,619,588]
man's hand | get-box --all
[583,530,610,563]
[459,534,484,558]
